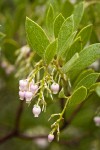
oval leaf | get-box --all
[44,39,57,64]
[68,86,87,107]
[73,69,94,88]
[73,2,84,30]
[68,43,100,79]
[76,24,92,48]
[53,13,65,38]
[59,31,77,58]
[57,15,74,55]
[46,4,54,38]
[62,53,79,73]
[65,37,82,61]
[26,17,50,57]
[74,73,100,91]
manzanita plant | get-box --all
[17,2,100,142]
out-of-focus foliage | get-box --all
[0,0,100,150]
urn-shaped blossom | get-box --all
[30,84,38,94]
[19,79,28,91]
[19,91,25,100]
[51,83,59,94]
[32,105,41,117]
[25,91,33,102]
[94,116,100,126]
[48,134,54,142]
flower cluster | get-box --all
[18,59,64,142]
[19,79,38,102]
[19,78,60,119]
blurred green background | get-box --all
[0,0,100,150]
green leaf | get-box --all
[74,73,100,90]
[62,1,74,18]
[67,43,100,79]
[46,4,54,38]
[89,82,100,93]
[73,2,84,30]
[0,32,6,40]
[95,85,100,97]
[68,86,87,107]
[57,15,74,56]
[65,37,82,61]
[44,39,57,64]
[73,69,94,88]
[26,17,49,57]
[59,31,77,58]
[62,53,79,73]
[76,24,92,48]
[58,88,66,98]
[53,13,65,38]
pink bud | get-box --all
[94,116,100,126]
[48,134,54,142]
[25,91,33,102]
[51,83,59,94]
[19,79,28,91]
[32,105,41,117]
[30,84,38,93]
[21,45,30,54]
[19,91,25,100]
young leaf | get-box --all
[44,39,57,64]
[62,53,79,73]
[0,32,5,40]
[74,73,100,91]
[58,31,77,58]
[62,0,74,18]
[58,88,66,98]
[65,37,82,61]
[26,17,49,57]
[53,13,65,38]
[95,85,100,97]
[73,69,94,88]
[67,43,100,79]
[76,24,92,48]
[73,2,84,30]
[46,4,54,38]
[89,83,100,94]
[68,86,87,107]
[57,15,74,55]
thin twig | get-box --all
[0,131,15,143]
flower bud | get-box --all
[30,84,38,93]
[19,79,28,91]
[25,91,33,102]
[21,45,30,54]
[19,91,25,100]
[94,116,100,126]
[48,134,54,142]
[51,83,59,94]
[32,105,41,117]
[5,65,15,75]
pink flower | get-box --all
[25,91,33,102]
[30,84,38,94]
[94,116,100,126]
[19,79,28,91]
[32,105,41,117]
[19,91,25,100]
[48,134,54,142]
[51,83,59,94]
